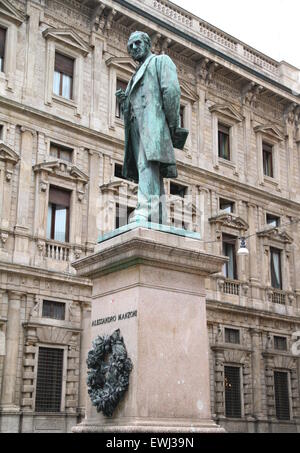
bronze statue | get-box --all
[116,31,188,225]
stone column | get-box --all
[213,347,225,421]
[14,127,35,265]
[0,291,22,432]
[78,302,91,419]
[250,329,263,420]
[86,151,100,248]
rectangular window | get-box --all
[47,187,71,243]
[218,123,230,160]
[270,247,282,290]
[266,214,280,228]
[53,53,74,100]
[42,300,65,320]
[179,105,185,128]
[116,79,127,119]
[224,366,242,418]
[222,234,237,280]
[274,336,287,351]
[170,182,187,198]
[274,371,290,420]
[220,198,234,213]
[0,27,6,73]
[114,163,125,179]
[225,328,240,344]
[35,347,64,412]
[263,142,273,177]
[115,203,135,229]
[50,143,73,163]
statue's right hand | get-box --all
[115,89,126,104]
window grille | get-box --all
[42,300,65,320]
[35,347,64,412]
[224,366,242,418]
[225,328,240,344]
[274,371,290,420]
[274,336,287,351]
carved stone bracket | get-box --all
[197,58,219,86]
[241,81,263,107]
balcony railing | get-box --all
[45,240,70,261]
[271,289,286,305]
[223,279,240,296]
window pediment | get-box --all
[105,56,137,75]
[33,161,89,184]
[209,213,249,231]
[254,124,284,142]
[0,0,25,26]
[0,142,19,164]
[42,28,90,56]
[100,180,138,196]
[257,227,293,244]
[180,80,198,103]
[209,103,244,123]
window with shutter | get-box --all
[53,53,74,100]
[0,27,6,72]
[47,186,71,242]
[224,366,242,418]
[35,347,64,412]
[274,371,290,420]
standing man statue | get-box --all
[116,31,188,225]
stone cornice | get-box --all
[105,56,137,75]
[209,213,249,231]
[257,226,293,244]
[206,299,300,324]
[73,227,227,278]
[209,103,244,123]
[0,142,19,164]
[254,124,285,141]
[33,161,89,184]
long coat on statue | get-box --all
[122,53,181,183]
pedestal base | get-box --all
[72,227,226,433]
[73,418,225,433]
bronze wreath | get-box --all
[86,329,133,417]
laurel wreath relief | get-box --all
[86,329,133,417]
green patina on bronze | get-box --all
[116,31,188,224]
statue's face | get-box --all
[128,34,149,62]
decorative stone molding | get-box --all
[0,231,8,245]
[241,81,263,108]
[209,212,249,232]
[42,28,91,56]
[197,58,219,86]
[0,142,19,181]
[180,80,198,104]
[105,56,137,76]
[209,103,244,123]
[254,124,285,142]
[257,226,293,244]
[0,0,25,26]
[33,160,89,185]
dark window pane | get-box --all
[225,328,240,344]
[270,248,282,289]
[263,143,273,177]
[218,124,230,160]
[47,187,70,242]
[35,347,64,412]
[170,182,187,198]
[274,336,287,351]
[116,79,127,119]
[266,214,280,227]
[54,53,74,99]
[220,198,234,213]
[42,300,65,320]
[223,234,237,280]
[116,203,135,228]
[274,371,290,420]
[0,27,6,72]
[224,366,242,418]
[114,163,125,179]
[179,105,185,128]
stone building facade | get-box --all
[0,0,299,433]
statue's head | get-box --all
[127,31,151,62]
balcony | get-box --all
[45,240,71,261]
[222,279,241,296]
[271,289,286,305]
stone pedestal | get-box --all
[72,227,226,433]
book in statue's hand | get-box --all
[172,127,189,150]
